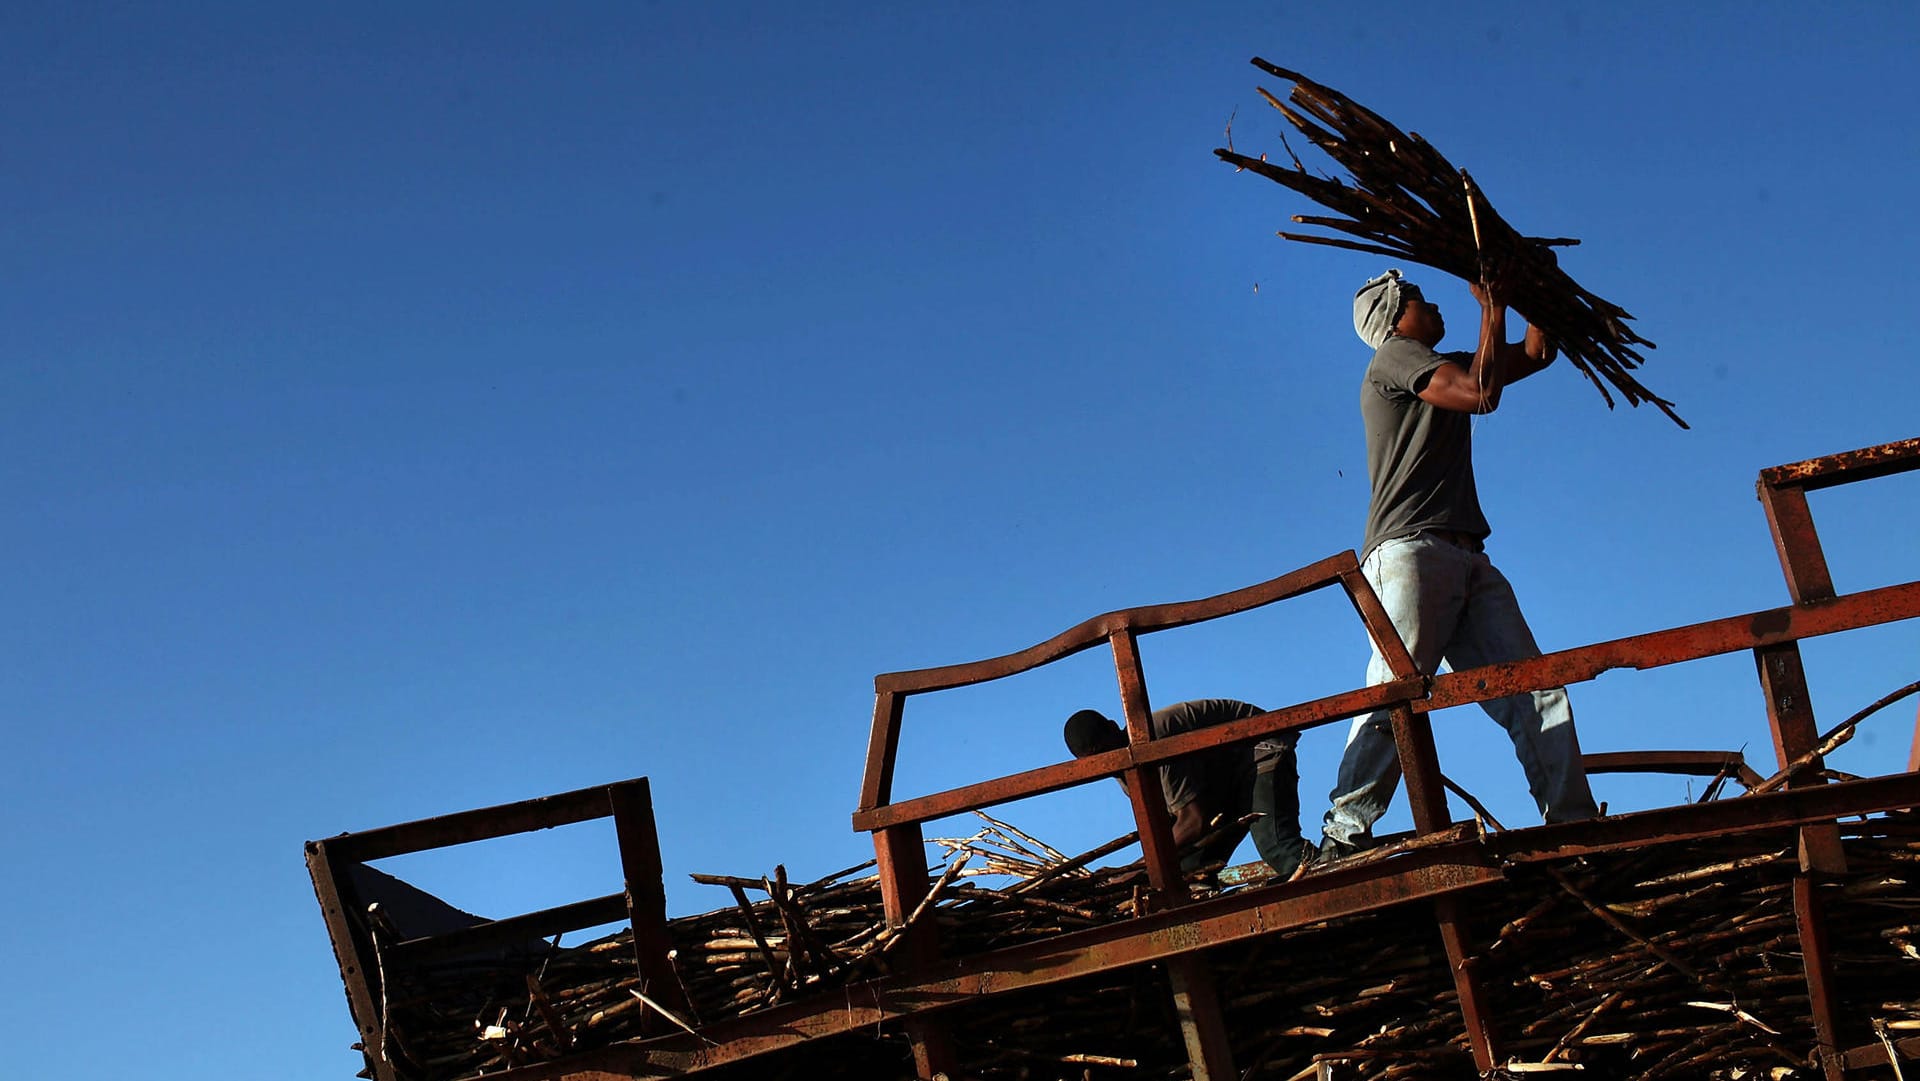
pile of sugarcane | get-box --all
[365,812,1919,1081]
[1215,59,1686,428]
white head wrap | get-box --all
[1352,268,1419,349]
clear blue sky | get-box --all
[6,4,1918,1078]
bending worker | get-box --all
[1065,698,1311,879]
[1321,268,1600,861]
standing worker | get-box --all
[1320,268,1600,860]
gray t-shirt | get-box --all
[1152,699,1262,816]
[1359,335,1490,560]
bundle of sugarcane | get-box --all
[1214,59,1686,428]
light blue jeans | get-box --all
[1323,534,1599,846]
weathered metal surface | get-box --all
[1109,626,1237,1080]
[387,893,628,969]
[608,779,690,1022]
[1841,1033,1920,1069]
[325,783,629,863]
[850,678,1422,833]
[856,689,904,818]
[1164,953,1236,1081]
[1579,749,1763,789]
[1340,565,1417,679]
[1755,434,1920,491]
[1795,874,1844,1081]
[1434,895,1497,1072]
[872,552,1358,697]
[1422,581,1920,713]
[1488,772,1920,863]
[1759,483,1836,602]
[306,839,396,1081]
[872,822,956,1080]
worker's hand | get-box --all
[1471,271,1512,309]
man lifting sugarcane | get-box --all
[1318,267,1601,861]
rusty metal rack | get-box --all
[309,437,1920,1081]
[307,778,688,1081]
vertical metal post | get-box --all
[1756,477,1846,1080]
[874,823,956,1079]
[859,690,906,813]
[1910,699,1920,774]
[609,779,691,1028]
[305,841,399,1081]
[1110,628,1237,1081]
[1352,566,1495,1069]
[1758,484,1836,603]
[1388,702,1451,836]
[1111,628,1186,902]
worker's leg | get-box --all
[1179,823,1250,873]
[1251,735,1308,876]
[1323,536,1465,847]
[1445,552,1599,823]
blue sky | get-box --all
[5,4,1918,1078]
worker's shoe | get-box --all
[1309,832,1373,869]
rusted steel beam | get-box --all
[1841,1034,1920,1069]
[387,893,627,968]
[487,849,1505,1081]
[1434,896,1497,1072]
[1911,699,1920,774]
[872,822,957,1080]
[1110,628,1237,1080]
[856,690,904,815]
[1758,484,1836,602]
[1756,435,1920,492]
[1794,875,1845,1081]
[1754,644,1847,873]
[1112,629,1186,903]
[1422,580,1920,713]
[1488,771,1920,863]
[851,678,1422,832]
[1339,566,1418,679]
[1391,703,1452,835]
[324,781,635,863]
[609,780,690,1024]
[1166,954,1237,1081]
[304,840,398,1081]
[1580,749,1763,788]
[873,552,1357,696]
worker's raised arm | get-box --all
[1417,277,1556,413]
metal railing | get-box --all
[847,436,1920,1080]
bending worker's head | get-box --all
[1063,709,1127,758]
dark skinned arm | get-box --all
[1417,280,1556,414]
[1169,801,1208,849]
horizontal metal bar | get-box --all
[874,552,1356,696]
[1757,435,1920,492]
[1488,772,1920,864]
[852,678,1422,832]
[318,781,631,863]
[387,892,629,968]
[1422,581,1920,714]
[1841,1034,1920,1069]
[489,846,1504,1081]
[1581,750,1763,789]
